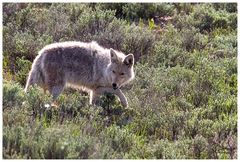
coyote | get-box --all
[25,41,135,107]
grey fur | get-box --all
[25,41,135,107]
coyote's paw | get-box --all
[50,101,59,109]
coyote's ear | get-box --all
[110,48,118,63]
[124,54,134,67]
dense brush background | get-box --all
[2,3,237,159]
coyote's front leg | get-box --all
[94,87,128,108]
[89,90,99,105]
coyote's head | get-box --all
[107,48,135,90]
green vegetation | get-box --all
[2,3,237,159]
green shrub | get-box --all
[192,4,237,32]
[3,81,25,109]
[173,4,237,32]
[122,3,175,21]
[73,7,116,42]
[15,57,32,86]
[212,3,237,13]
[105,125,147,158]
[150,139,192,159]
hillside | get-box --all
[2,3,237,159]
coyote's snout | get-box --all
[25,41,135,107]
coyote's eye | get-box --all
[120,73,125,75]
[112,70,115,73]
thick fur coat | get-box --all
[25,41,135,107]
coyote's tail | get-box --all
[24,55,44,92]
